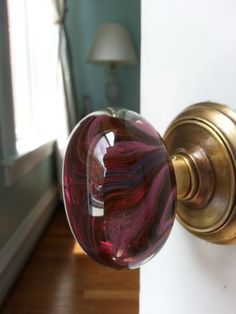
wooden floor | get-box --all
[2,206,139,314]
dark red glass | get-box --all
[63,108,176,269]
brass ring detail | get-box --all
[164,102,236,243]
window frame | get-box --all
[0,0,55,186]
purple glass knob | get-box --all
[63,108,176,269]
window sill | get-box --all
[1,140,56,186]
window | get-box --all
[7,0,61,154]
[0,0,68,185]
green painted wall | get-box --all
[65,0,140,117]
[0,155,56,250]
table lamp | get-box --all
[87,23,138,106]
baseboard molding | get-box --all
[0,185,59,305]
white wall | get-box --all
[140,1,236,313]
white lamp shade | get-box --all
[87,23,138,65]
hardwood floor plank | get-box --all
[2,207,139,314]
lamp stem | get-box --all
[105,64,120,107]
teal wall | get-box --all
[0,155,56,250]
[65,0,140,117]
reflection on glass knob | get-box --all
[63,108,176,269]
[63,103,236,269]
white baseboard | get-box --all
[0,185,59,305]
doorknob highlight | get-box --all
[62,102,236,269]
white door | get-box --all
[140,1,236,313]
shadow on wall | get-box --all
[65,0,141,117]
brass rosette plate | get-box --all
[164,102,236,244]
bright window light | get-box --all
[7,0,67,154]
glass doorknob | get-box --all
[63,103,236,269]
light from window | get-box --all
[7,0,67,154]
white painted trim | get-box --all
[0,184,59,305]
[1,140,56,186]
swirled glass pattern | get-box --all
[63,108,176,269]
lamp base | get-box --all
[105,66,120,107]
